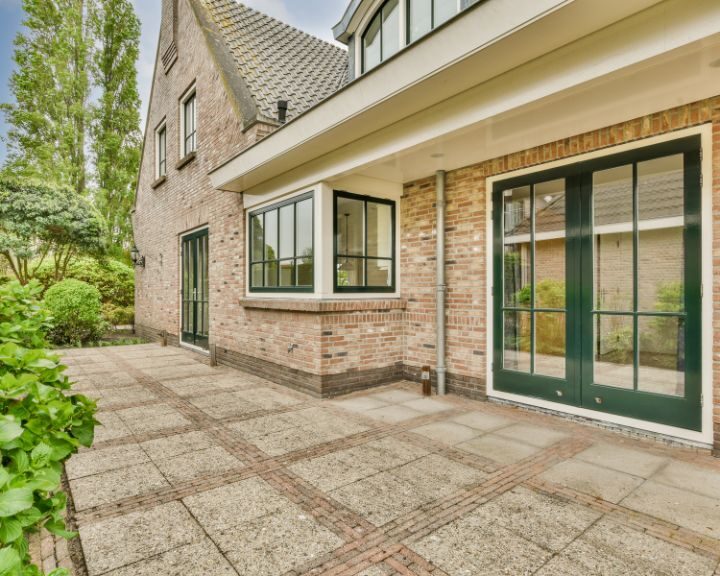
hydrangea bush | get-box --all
[0,281,97,575]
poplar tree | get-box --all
[1,0,91,196]
[90,0,142,249]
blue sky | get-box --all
[0,0,348,163]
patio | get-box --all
[56,344,720,576]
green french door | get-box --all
[181,229,209,350]
[493,136,702,431]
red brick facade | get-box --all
[133,0,719,450]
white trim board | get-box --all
[484,125,714,446]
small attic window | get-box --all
[362,0,400,72]
[180,85,197,158]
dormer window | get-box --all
[362,0,400,72]
[408,0,458,42]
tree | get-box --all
[0,178,106,285]
[1,0,92,196]
[90,0,142,249]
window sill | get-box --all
[239,297,406,313]
[151,175,167,189]
[176,151,197,171]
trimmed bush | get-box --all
[0,281,97,575]
[43,280,106,346]
[101,303,135,327]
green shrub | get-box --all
[101,303,135,326]
[44,280,107,346]
[35,257,134,308]
[0,281,97,575]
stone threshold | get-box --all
[239,298,407,313]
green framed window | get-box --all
[362,0,400,72]
[182,91,196,157]
[493,136,702,431]
[249,193,314,292]
[157,123,167,178]
[334,191,396,293]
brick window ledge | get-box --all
[239,298,406,313]
[176,150,197,170]
[151,175,167,189]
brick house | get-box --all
[133,0,720,454]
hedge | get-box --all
[0,281,97,575]
[43,281,106,347]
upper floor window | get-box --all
[249,193,314,292]
[156,122,167,178]
[408,0,459,43]
[362,0,400,72]
[180,88,197,157]
[335,191,396,292]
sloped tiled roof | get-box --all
[199,0,348,125]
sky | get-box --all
[0,0,348,163]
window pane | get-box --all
[409,0,432,41]
[534,180,566,309]
[251,263,263,288]
[593,165,633,311]
[363,13,381,71]
[535,312,565,379]
[639,315,684,397]
[367,202,392,258]
[279,260,294,287]
[504,311,531,373]
[296,198,313,259]
[503,186,531,307]
[594,314,634,389]
[434,0,458,26]
[264,210,278,260]
[367,259,392,287]
[638,154,685,313]
[382,0,400,61]
[265,261,278,287]
[337,197,365,256]
[251,215,263,262]
[461,0,480,7]
[297,257,313,287]
[337,257,365,287]
[279,205,294,260]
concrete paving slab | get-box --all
[80,502,204,575]
[103,540,236,576]
[184,477,286,534]
[451,410,514,431]
[140,431,215,461]
[70,462,170,510]
[651,460,720,499]
[410,421,481,445]
[535,517,717,576]
[621,480,720,539]
[363,404,424,423]
[66,444,149,480]
[154,446,244,484]
[401,398,452,414]
[539,460,644,503]
[215,504,344,576]
[457,433,541,464]
[494,423,569,448]
[575,442,668,478]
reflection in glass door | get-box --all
[494,136,702,431]
[181,229,209,350]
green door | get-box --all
[181,229,209,350]
[493,136,702,431]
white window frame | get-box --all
[244,183,402,299]
[155,120,167,179]
[179,84,197,158]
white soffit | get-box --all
[211,0,668,192]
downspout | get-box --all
[436,171,447,396]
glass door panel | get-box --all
[181,229,209,350]
[495,135,702,431]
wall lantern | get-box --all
[130,245,146,268]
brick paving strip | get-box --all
[59,347,720,576]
